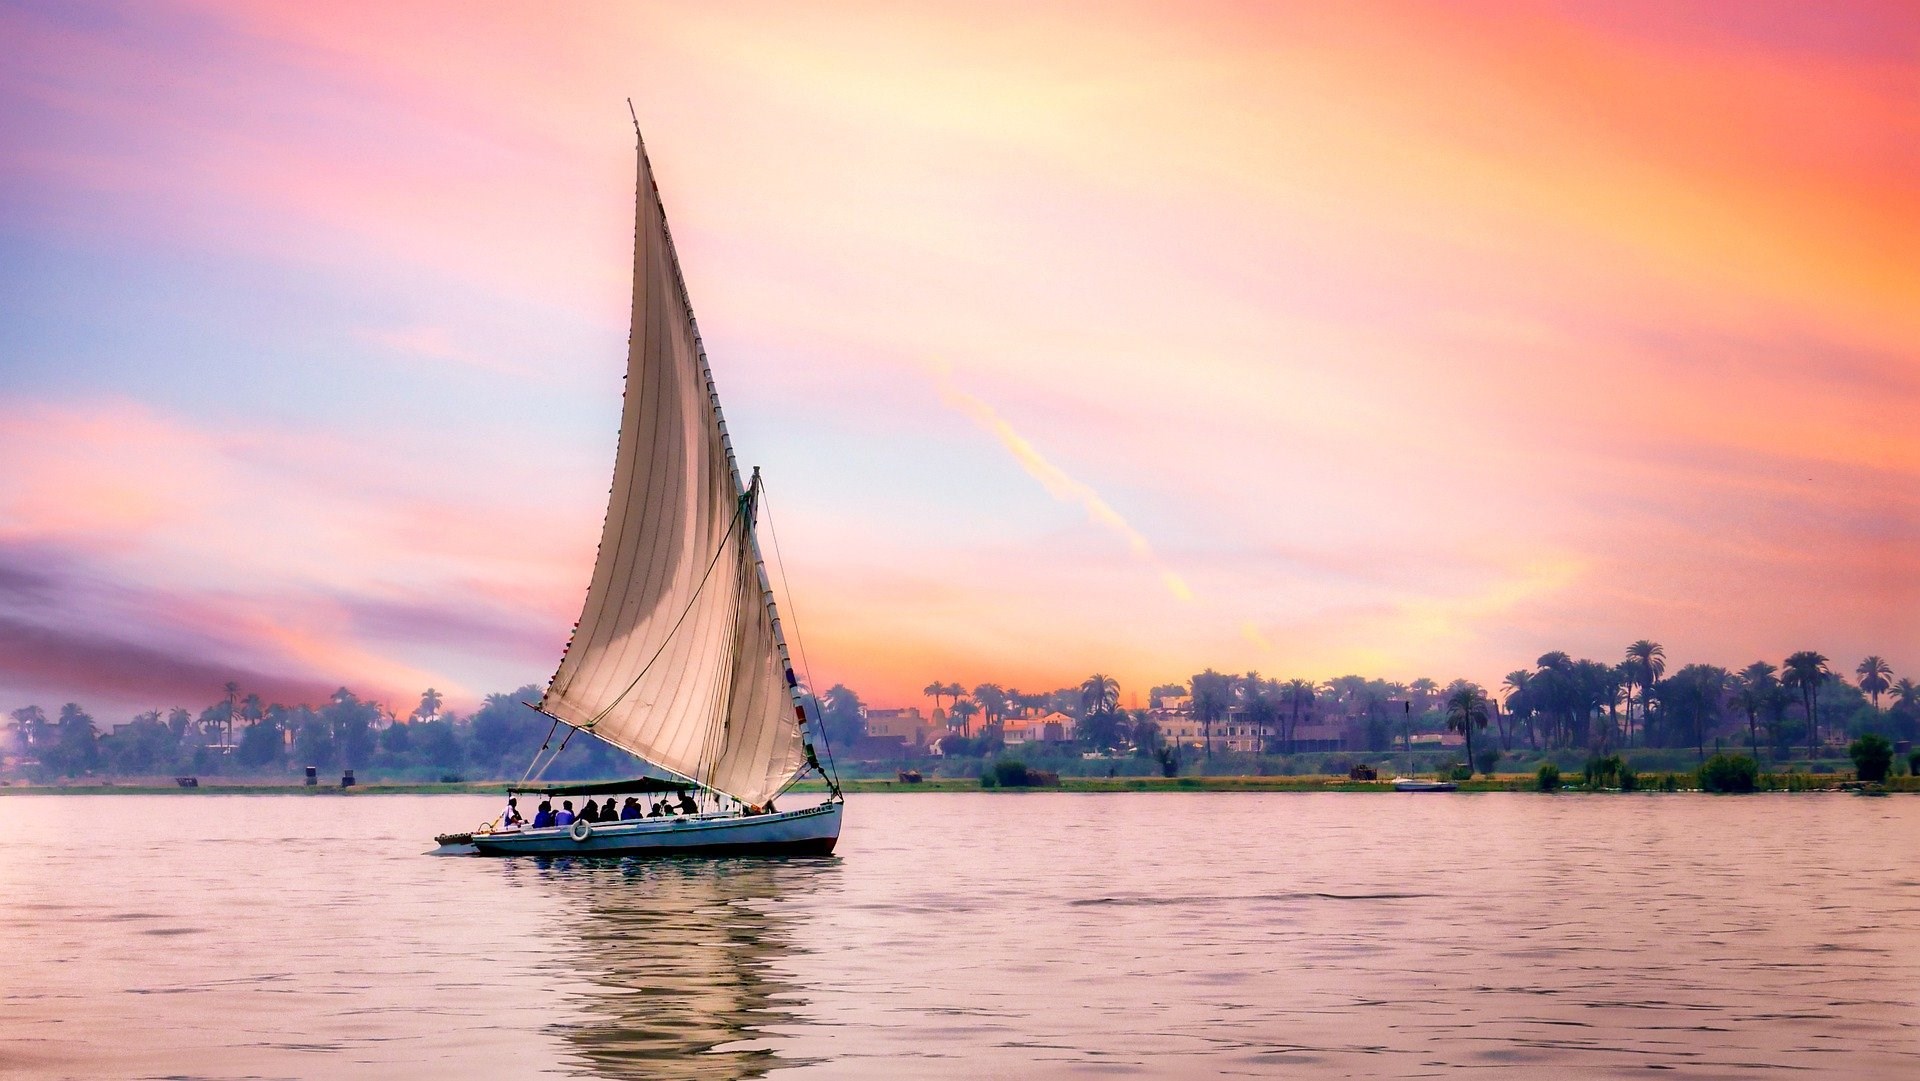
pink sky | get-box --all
[1,1,1914,717]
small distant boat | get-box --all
[1392,778,1458,793]
[433,109,843,859]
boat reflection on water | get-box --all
[523,856,836,1080]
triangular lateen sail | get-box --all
[538,139,807,806]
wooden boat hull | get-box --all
[453,801,842,858]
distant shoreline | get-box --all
[1,775,1910,796]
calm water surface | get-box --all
[1,792,1916,1079]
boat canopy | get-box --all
[516,776,696,798]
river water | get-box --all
[1,791,1915,1079]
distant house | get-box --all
[864,707,933,750]
[1003,711,1075,745]
[1283,723,1347,753]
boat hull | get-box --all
[1393,780,1458,792]
[458,801,842,858]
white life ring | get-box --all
[569,819,592,843]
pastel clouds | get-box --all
[0,0,1913,717]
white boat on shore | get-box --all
[1392,778,1458,792]
[434,108,843,859]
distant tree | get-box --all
[816,683,866,751]
[1189,669,1233,762]
[1281,679,1314,751]
[1500,671,1531,751]
[971,684,1009,727]
[1623,640,1666,746]
[1236,673,1279,751]
[1591,662,1626,753]
[381,721,412,754]
[1408,677,1439,716]
[1445,685,1490,776]
[922,681,949,718]
[222,681,240,745]
[236,711,284,768]
[1857,657,1893,712]
[293,717,334,770]
[1656,664,1731,763]
[468,689,544,769]
[1892,679,1920,737]
[1782,651,1831,758]
[44,703,100,776]
[411,719,461,767]
[414,687,444,720]
[1148,683,1187,709]
[950,698,981,736]
[105,710,177,775]
[9,705,50,749]
[1079,673,1121,716]
[166,708,192,740]
[1733,662,1779,759]
[323,689,379,767]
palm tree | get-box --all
[1500,670,1531,751]
[1281,678,1314,752]
[972,683,1008,728]
[922,681,948,719]
[416,687,443,720]
[1734,661,1778,759]
[222,680,240,747]
[950,699,981,737]
[1857,656,1894,712]
[1781,651,1831,759]
[1190,669,1233,762]
[1895,678,1920,714]
[1446,685,1490,776]
[1408,677,1439,716]
[1079,673,1121,716]
[1623,641,1665,746]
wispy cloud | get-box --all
[934,364,1192,602]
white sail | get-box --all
[539,140,808,807]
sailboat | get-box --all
[1391,700,1455,792]
[434,112,844,857]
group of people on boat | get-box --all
[496,792,699,831]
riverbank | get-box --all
[4,774,1914,795]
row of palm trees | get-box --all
[913,644,1908,763]
[1502,643,1911,760]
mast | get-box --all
[636,117,840,801]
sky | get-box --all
[1,0,1915,719]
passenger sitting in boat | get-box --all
[677,792,698,815]
[579,799,601,824]
[531,801,555,829]
[619,797,642,820]
[554,800,576,827]
[501,797,524,829]
[648,800,667,818]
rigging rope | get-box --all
[760,484,843,793]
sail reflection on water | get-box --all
[523,857,835,1080]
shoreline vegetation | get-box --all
[6,772,1914,797]
[6,641,1913,797]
